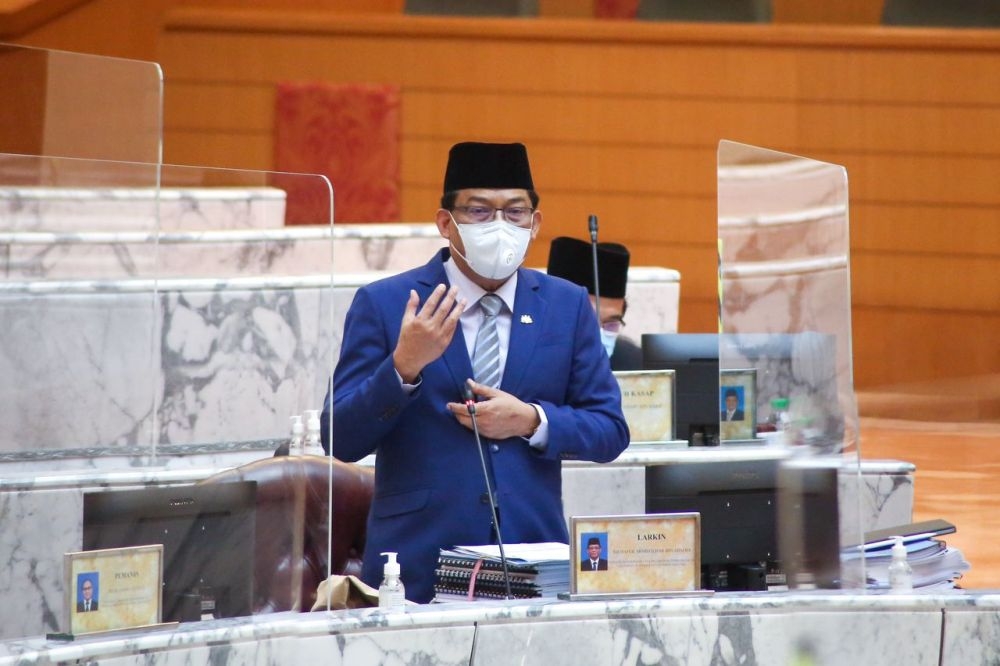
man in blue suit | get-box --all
[322,142,629,602]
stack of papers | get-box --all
[433,542,569,602]
[844,535,970,590]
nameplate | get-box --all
[64,545,164,636]
[570,513,700,596]
[613,370,675,442]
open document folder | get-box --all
[434,543,569,601]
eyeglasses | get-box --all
[452,205,535,226]
[601,319,625,334]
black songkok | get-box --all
[547,236,630,299]
[443,142,534,193]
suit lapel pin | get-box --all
[520,314,533,324]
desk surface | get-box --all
[2,591,997,666]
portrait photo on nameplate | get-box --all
[612,370,675,443]
[570,514,700,596]
[65,545,164,636]
[719,368,757,442]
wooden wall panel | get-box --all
[163,129,273,171]
[11,0,173,61]
[852,308,1000,383]
[154,11,1000,389]
[772,0,883,25]
[0,45,47,156]
[851,203,1000,256]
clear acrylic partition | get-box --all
[0,157,336,635]
[0,154,163,458]
[0,43,163,163]
[153,164,334,621]
[717,140,864,591]
[153,164,335,452]
[0,43,166,463]
[0,42,346,636]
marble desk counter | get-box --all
[0,442,912,643]
[562,444,915,549]
[1,590,998,666]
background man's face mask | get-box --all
[600,328,620,357]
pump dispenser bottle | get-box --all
[378,552,406,610]
[288,415,304,455]
[303,409,324,455]
[888,536,913,592]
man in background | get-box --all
[322,142,629,603]
[546,236,642,371]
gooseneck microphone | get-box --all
[588,214,602,317]
[463,383,513,600]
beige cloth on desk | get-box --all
[311,575,380,611]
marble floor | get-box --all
[859,374,1000,590]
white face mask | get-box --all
[451,216,532,281]
[600,328,619,358]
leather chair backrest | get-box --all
[199,455,374,613]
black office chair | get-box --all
[881,0,1000,27]
[636,0,771,22]
[405,0,538,16]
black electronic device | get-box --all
[82,481,257,622]
[641,333,720,445]
[645,458,781,591]
[861,518,955,548]
[777,461,841,589]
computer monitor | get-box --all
[645,459,780,591]
[777,460,841,589]
[83,481,257,622]
[641,333,719,445]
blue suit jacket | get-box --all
[322,249,629,602]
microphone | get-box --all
[588,214,602,318]
[462,383,513,600]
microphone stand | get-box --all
[464,385,513,600]
[588,214,602,317]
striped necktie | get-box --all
[472,293,503,388]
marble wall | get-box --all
[0,279,340,453]
[0,266,678,458]
[0,186,287,234]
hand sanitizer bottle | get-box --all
[288,415,304,455]
[378,552,406,610]
[303,409,324,455]
[888,536,913,592]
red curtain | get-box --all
[595,0,639,18]
[273,82,401,225]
